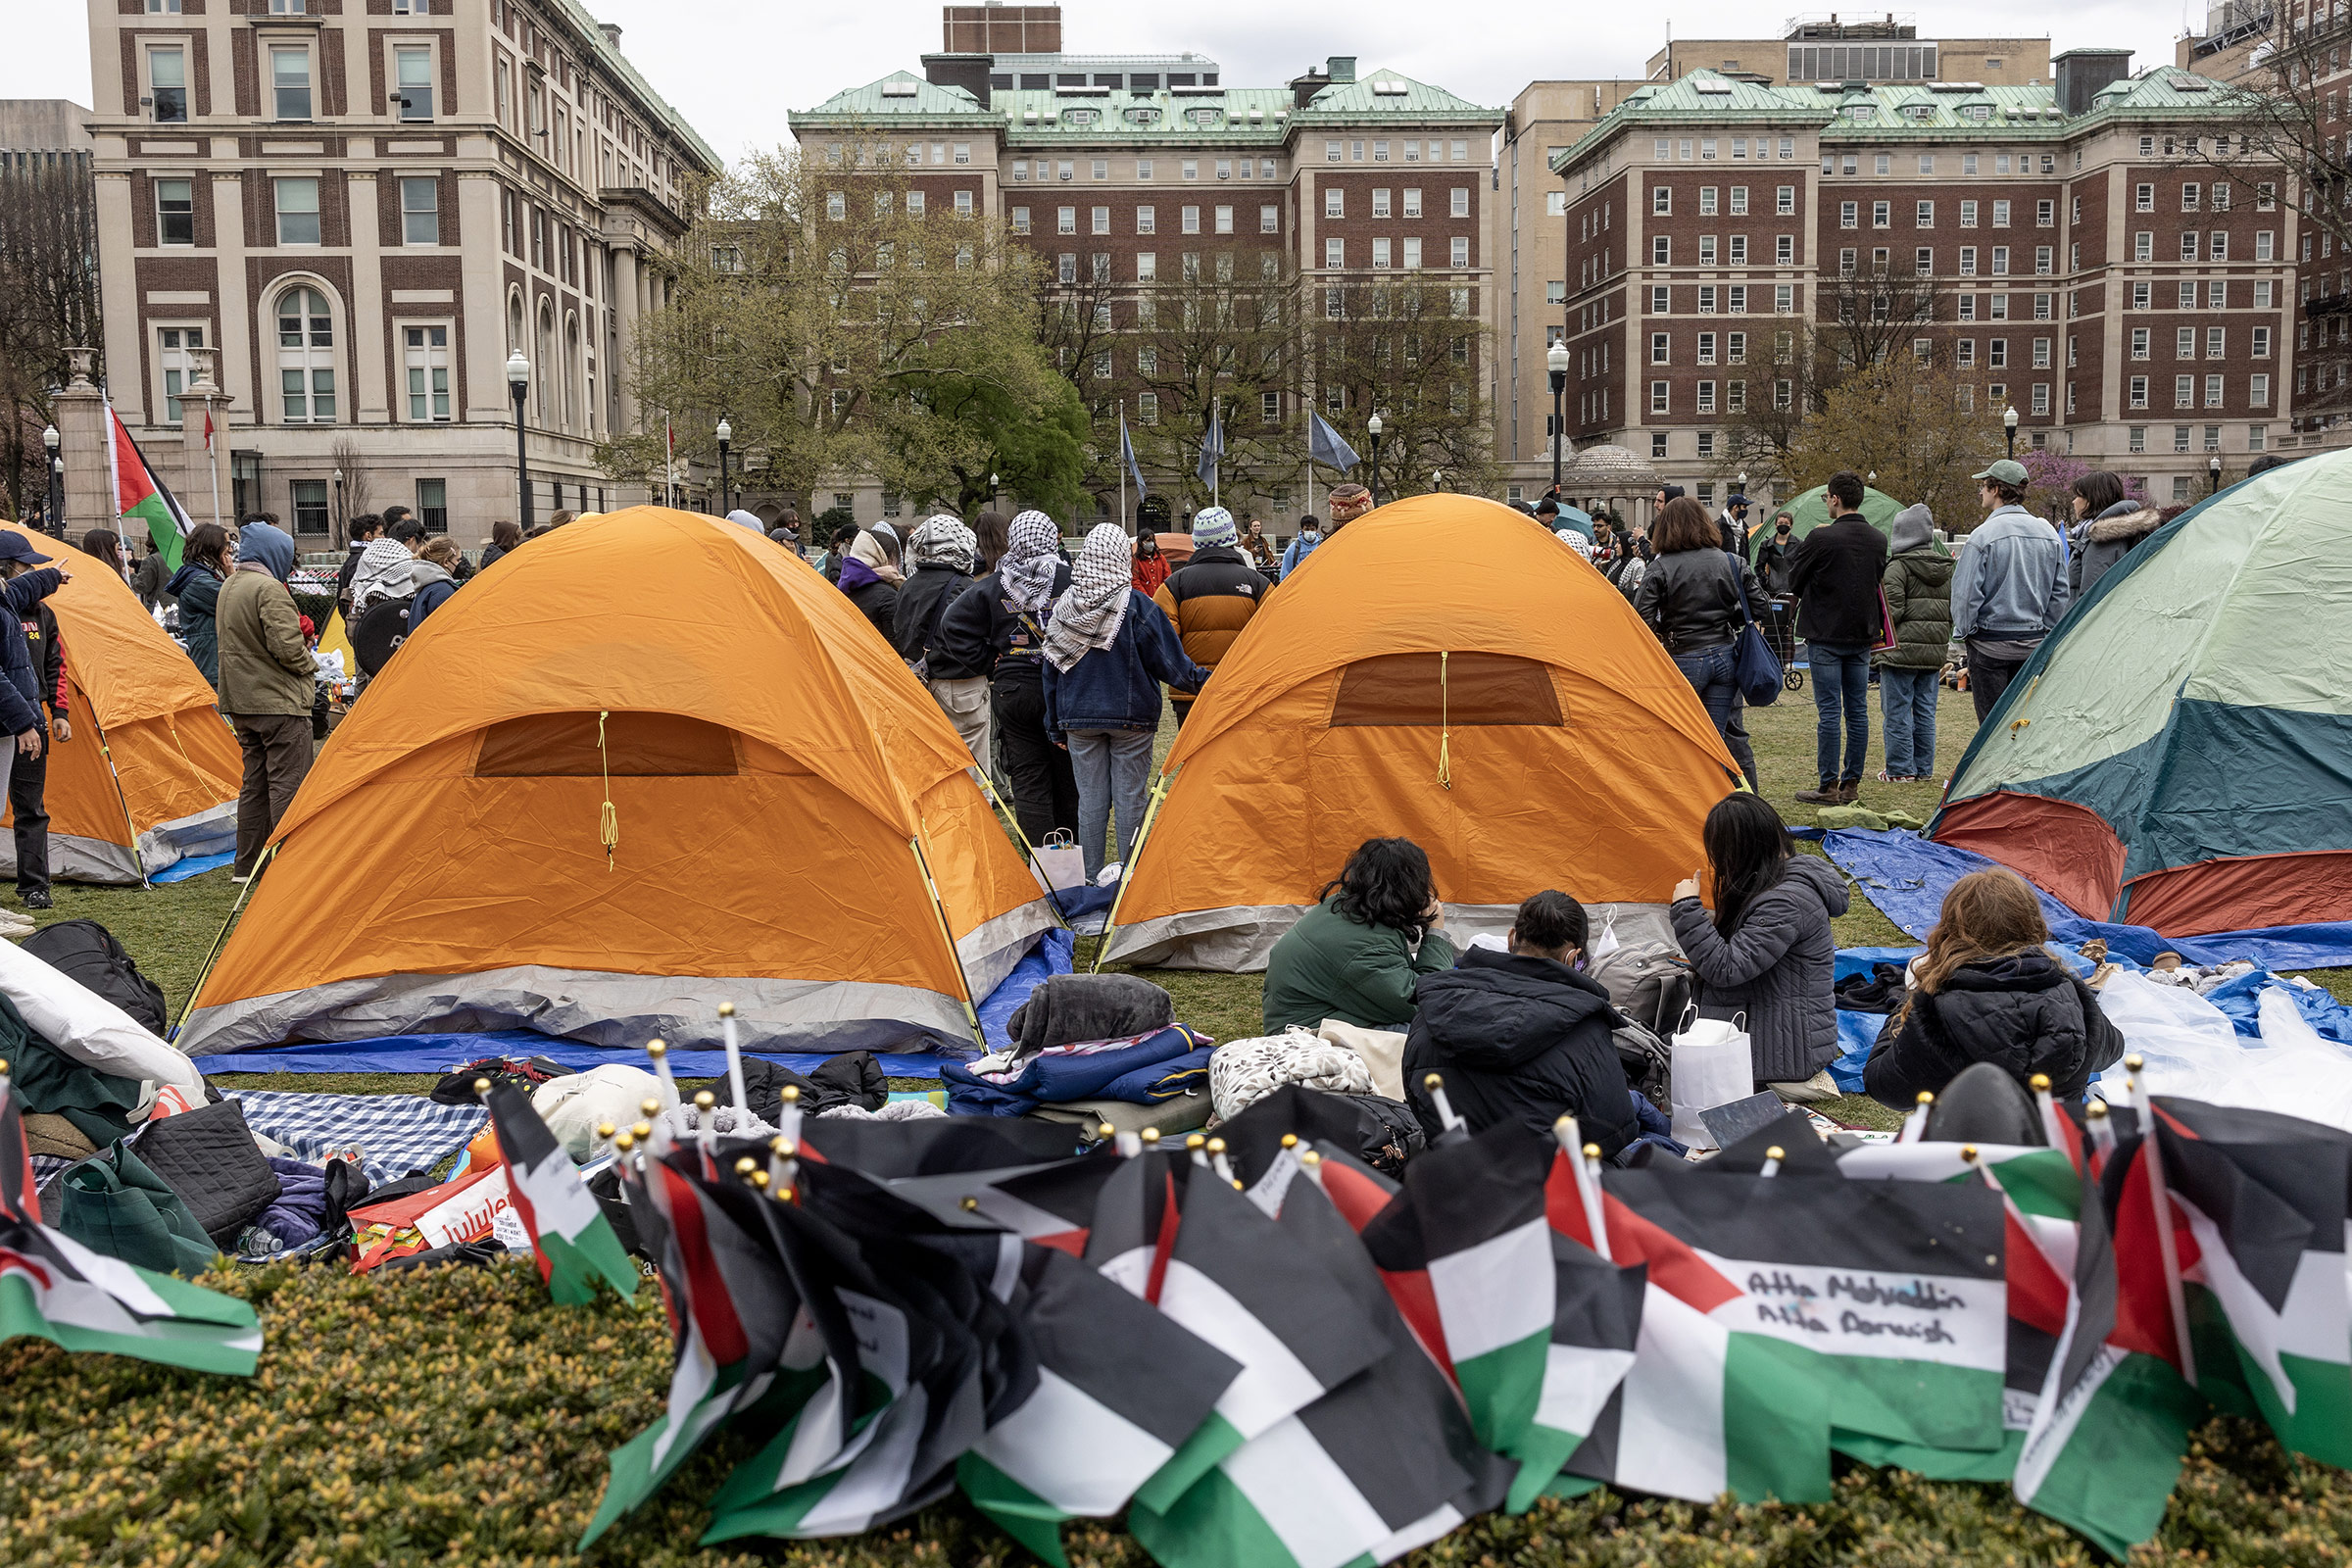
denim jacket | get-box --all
[1042,591,1209,738]
[1952,504,2071,639]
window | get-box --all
[1698,186,1718,217]
[1697,331,1716,365]
[1372,237,1392,269]
[1652,236,1671,265]
[400,176,438,245]
[1403,237,1422,269]
[148,46,187,122]
[1650,380,1669,414]
[2132,281,2151,311]
[906,191,925,220]
[2257,280,2274,308]
[274,176,320,245]
[955,143,970,165]
[2203,424,2222,454]
[1958,339,1977,368]
[1325,188,1344,219]
[1839,201,1858,228]
[275,287,334,422]
[1731,186,1749,216]
[1097,160,1111,181]
[1776,185,1794,216]
[2174,425,2192,454]
[1992,200,2010,227]
[1696,381,1716,413]
[1181,161,1197,180]
[1373,188,1393,218]
[2256,231,2275,261]
[2176,374,2195,409]
[2033,337,2051,368]
[2180,232,2200,262]
[2208,280,2226,309]
[1917,200,1935,227]
[1651,432,1669,458]
[1960,200,1978,228]
[1451,188,1470,219]
[1093,350,1111,379]
[288,478,329,536]
[1650,332,1669,364]
[1991,246,2008,275]
[2132,328,2150,359]
[827,190,846,221]
[403,323,450,420]
[2207,326,2226,360]
[1650,286,1669,314]
[1214,205,1233,235]
[1776,283,1794,313]
[395,44,433,120]
[1404,188,1423,218]
[1989,339,2008,368]
[2206,374,2225,408]
[1959,246,1977,277]
[270,46,312,121]
[2136,183,2154,212]
[1450,236,1469,268]
[156,177,195,245]
[1010,206,1030,234]
[2130,376,2149,409]
[1262,390,1281,422]
[1325,237,1345,268]
[1087,205,1106,235]
[157,325,204,421]
[1138,392,1158,425]
[1136,252,1154,280]
[1699,236,1718,265]
[2034,246,2052,275]
[2251,373,2271,406]
[2253,326,2272,358]
[1775,234,1793,264]
[1136,205,1154,234]
[1057,254,1075,283]
[2036,199,2053,226]
[1057,207,1076,235]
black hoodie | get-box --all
[1863,950,2125,1108]
[1403,947,1639,1157]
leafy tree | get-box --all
[1783,359,2005,533]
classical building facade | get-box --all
[1552,56,2297,509]
[80,0,714,545]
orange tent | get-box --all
[177,508,1055,1057]
[1100,495,1742,969]
[0,525,239,884]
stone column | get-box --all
[612,242,641,430]
[51,349,110,539]
[176,347,237,533]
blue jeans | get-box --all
[1879,665,1939,778]
[1673,645,1757,787]
[1810,642,1872,785]
[1066,728,1155,879]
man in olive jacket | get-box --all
[217,521,315,879]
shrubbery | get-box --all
[2,1257,2347,1567]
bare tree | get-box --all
[1311,276,1496,500]
[1817,264,1941,379]
[329,436,373,521]
[0,148,100,522]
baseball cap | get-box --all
[0,533,54,565]
[1971,459,2031,486]
[1727,493,1750,509]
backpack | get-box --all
[1588,937,1695,1038]
[1609,1011,1673,1104]
[1313,1090,1427,1177]
[20,918,168,1035]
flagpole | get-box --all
[1119,401,1128,534]
[102,391,122,538]
[1212,397,1220,511]
[206,414,221,529]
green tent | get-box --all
[1772,483,1905,542]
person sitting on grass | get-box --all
[1402,889,1639,1156]
[1863,868,2124,1109]
[1263,837,1456,1035]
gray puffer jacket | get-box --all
[2070,503,2164,600]
[1669,855,1849,1084]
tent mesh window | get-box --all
[473,711,739,776]
[1328,653,1564,727]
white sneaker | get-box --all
[229,872,251,885]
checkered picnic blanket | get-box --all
[223,1091,488,1187]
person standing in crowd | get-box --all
[1152,506,1269,729]
[1875,504,1953,783]
[1241,517,1277,572]
[1670,793,1847,1101]
[1717,492,1752,557]
[1863,868,2125,1108]
[2067,471,2158,600]
[835,528,902,641]
[1131,530,1171,597]
[478,518,522,571]
[895,516,993,767]
[1788,470,1887,805]
[351,517,425,614]
[821,523,855,582]
[215,521,314,883]
[768,509,803,553]
[165,522,232,691]
[1326,482,1374,535]
[1278,515,1324,580]
[937,511,1076,843]
[1263,837,1455,1034]
[0,536,68,911]
[969,511,1008,578]
[400,537,464,637]
[1401,889,1639,1156]
[335,514,382,624]
[1952,458,2070,722]
[1042,523,1207,880]
[1609,525,1652,599]
[1636,497,1764,787]
[1753,512,1797,596]
[130,537,172,612]
[78,529,128,583]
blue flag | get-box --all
[1119,407,1148,501]
[1196,402,1224,489]
[1308,411,1360,472]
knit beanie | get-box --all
[1191,506,1238,548]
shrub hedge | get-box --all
[2,1258,2348,1567]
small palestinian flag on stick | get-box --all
[482,1080,637,1305]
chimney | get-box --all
[923,53,994,109]
[1326,55,1357,83]
[2051,48,2133,116]
[598,22,621,47]
[1290,66,1329,110]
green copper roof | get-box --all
[795,71,995,122]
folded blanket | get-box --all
[943,1025,1208,1117]
[1097,1044,1214,1104]
[248,1155,331,1250]
[1209,1032,1374,1122]
[1007,973,1174,1055]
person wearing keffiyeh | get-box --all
[895,514,994,766]
[933,510,1078,843]
[1041,524,1211,880]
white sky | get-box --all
[6,1,2191,164]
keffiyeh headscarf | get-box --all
[1044,522,1136,672]
[911,514,976,572]
[1002,510,1062,616]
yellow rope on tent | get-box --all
[1437,650,1452,790]
[597,710,618,870]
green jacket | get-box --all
[216,566,315,716]
[1261,896,1457,1034]
[1875,547,1955,670]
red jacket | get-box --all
[1131,554,1171,597]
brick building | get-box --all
[1552,55,2297,511]
[788,6,1502,525]
[79,0,715,546]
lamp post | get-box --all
[2209,454,2223,495]
[2003,402,2020,460]
[41,424,61,534]
[715,417,733,515]
[1545,340,1570,496]
[506,351,534,533]
[1431,469,1446,493]
[333,466,345,543]
[1366,413,1384,506]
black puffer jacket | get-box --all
[892,564,986,677]
[933,562,1072,695]
[1634,548,1765,655]
[1402,948,1639,1157]
[1862,951,2125,1107]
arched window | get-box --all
[275,286,335,423]
[535,300,555,423]
[564,313,581,432]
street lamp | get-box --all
[1431,469,1446,493]
[1366,413,1384,507]
[1545,340,1571,496]
[2003,402,2020,460]
[506,351,534,533]
[41,424,61,534]
[988,471,1000,508]
[2209,454,2224,494]
[715,416,733,515]
[333,466,345,542]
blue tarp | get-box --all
[194,927,1080,1080]
[1821,828,2352,971]
[153,850,233,885]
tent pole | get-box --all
[907,835,987,1051]
[1090,768,1170,974]
[173,840,274,1040]
[88,709,150,889]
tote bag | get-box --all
[1729,552,1785,708]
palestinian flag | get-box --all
[580,1154,801,1546]
[108,403,193,569]
[483,1083,637,1305]
[957,1246,1242,1567]
[2013,1112,2205,1560]
[2152,1098,2352,1468]
[987,1152,1128,1254]
[1551,1161,2007,1502]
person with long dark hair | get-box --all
[1668,793,1848,1100]
[79,529,128,583]
[1262,837,1457,1033]
[166,522,234,690]
[480,518,523,570]
[970,511,1009,578]
[2066,469,2158,599]
[1636,496,1763,787]
[934,511,1077,842]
